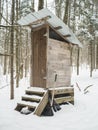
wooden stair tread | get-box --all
[22,95,41,102]
[26,87,46,93]
[49,86,73,90]
[17,101,39,108]
[49,87,74,95]
[26,89,45,95]
[28,87,46,92]
[22,94,42,99]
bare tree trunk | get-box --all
[68,0,71,27]
[77,47,80,75]
[73,0,76,32]
[89,2,94,77]
[45,0,47,8]
[16,0,20,88]
[0,0,5,68]
[79,1,81,20]
[19,29,23,79]
[63,0,69,24]
[3,32,7,75]
[95,2,98,69]
[92,43,96,70]
[0,0,4,24]
[31,0,35,11]
[0,0,1,24]
[38,0,44,10]
[25,30,28,77]
[90,43,93,77]
[96,44,98,69]
[3,0,8,75]
[55,0,62,19]
[18,0,21,19]
[10,0,15,99]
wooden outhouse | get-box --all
[31,25,72,88]
[15,9,82,116]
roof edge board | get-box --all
[28,15,51,26]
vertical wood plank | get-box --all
[47,38,71,88]
[31,26,47,88]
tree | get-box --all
[0,0,1,24]
[55,0,62,19]
[3,0,9,75]
[15,0,20,87]
[38,0,44,10]
[63,0,69,24]
[10,0,15,99]
[31,0,35,11]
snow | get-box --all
[0,66,98,130]
[20,106,32,115]
[95,31,98,37]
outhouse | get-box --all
[15,9,82,116]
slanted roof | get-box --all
[18,8,82,47]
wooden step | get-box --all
[22,95,41,102]
[15,100,38,112]
[15,88,49,116]
[25,87,46,96]
[49,87,74,95]
[15,86,74,116]
[17,101,38,107]
[54,96,74,104]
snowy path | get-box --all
[0,68,98,130]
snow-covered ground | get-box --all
[0,66,98,130]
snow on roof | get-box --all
[18,8,82,47]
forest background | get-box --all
[0,0,98,99]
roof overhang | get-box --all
[18,8,82,47]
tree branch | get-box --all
[0,53,13,56]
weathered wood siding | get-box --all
[47,38,71,88]
[31,27,47,88]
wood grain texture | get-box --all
[34,91,48,116]
[54,96,74,104]
[49,87,74,95]
[47,38,71,88]
[31,26,71,88]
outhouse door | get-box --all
[31,27,47,88]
